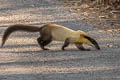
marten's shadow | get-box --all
[0,43,93,54]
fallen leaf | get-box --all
[83,12,88,16]
[107,30,113,32]
[107,44,113,48]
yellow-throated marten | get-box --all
[1,24,100,50]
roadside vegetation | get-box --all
[61,0,120,32]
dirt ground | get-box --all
[0,0,120,80]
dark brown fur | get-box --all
[1,24,54,50]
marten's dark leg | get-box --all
[37,36,52,50]
[75,43,90,51]
[62,38,70,50]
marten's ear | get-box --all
[83,35,100,50]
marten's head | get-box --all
[77,31,100,50]
[83,35,100,50]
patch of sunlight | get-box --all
[0,65,119,75]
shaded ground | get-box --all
[0,0,120,80]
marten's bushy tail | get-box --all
[1,24,41,47]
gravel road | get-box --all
[0,0,120,80]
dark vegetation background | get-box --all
[61,0,120,31]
